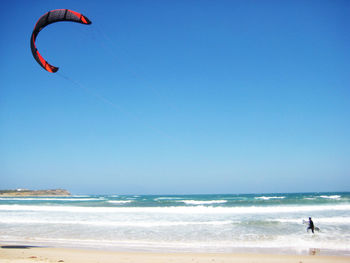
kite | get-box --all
[30,9,92,73]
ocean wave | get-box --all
[255,196,286,200]
[107,200,133,204]
[0,218,233,227]
[1,204,350,214]
[319,195,341,199]
[179,200,228,205]
[270,217,350,224]
[154,197,182,201]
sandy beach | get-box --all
[1,245,349,263]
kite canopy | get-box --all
[30,9,92,73]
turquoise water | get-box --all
[0,192,349,255]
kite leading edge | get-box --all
[30,9,92,73]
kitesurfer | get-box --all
[307,217,315,234]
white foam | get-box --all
[179,200,228,205]
[0,218,233,227]
[255,196,286,200]
[319,195,341,199]
[154,197,182,200]
[1,204,350,214]
[271,217,350,224]
[107,200,132,204]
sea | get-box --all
[0,192,349,255]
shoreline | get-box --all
[2,239,349,257]
[1,245,349,263]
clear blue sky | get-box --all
[1,0,349,194]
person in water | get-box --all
[307,217,315,233]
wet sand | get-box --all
[1,245,349,263]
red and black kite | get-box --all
[30,9,92,73]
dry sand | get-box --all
[0,245,349,263]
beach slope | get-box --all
[0,246,349,263]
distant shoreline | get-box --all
[0,189,71,197]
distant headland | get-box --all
[0,189,71,197]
